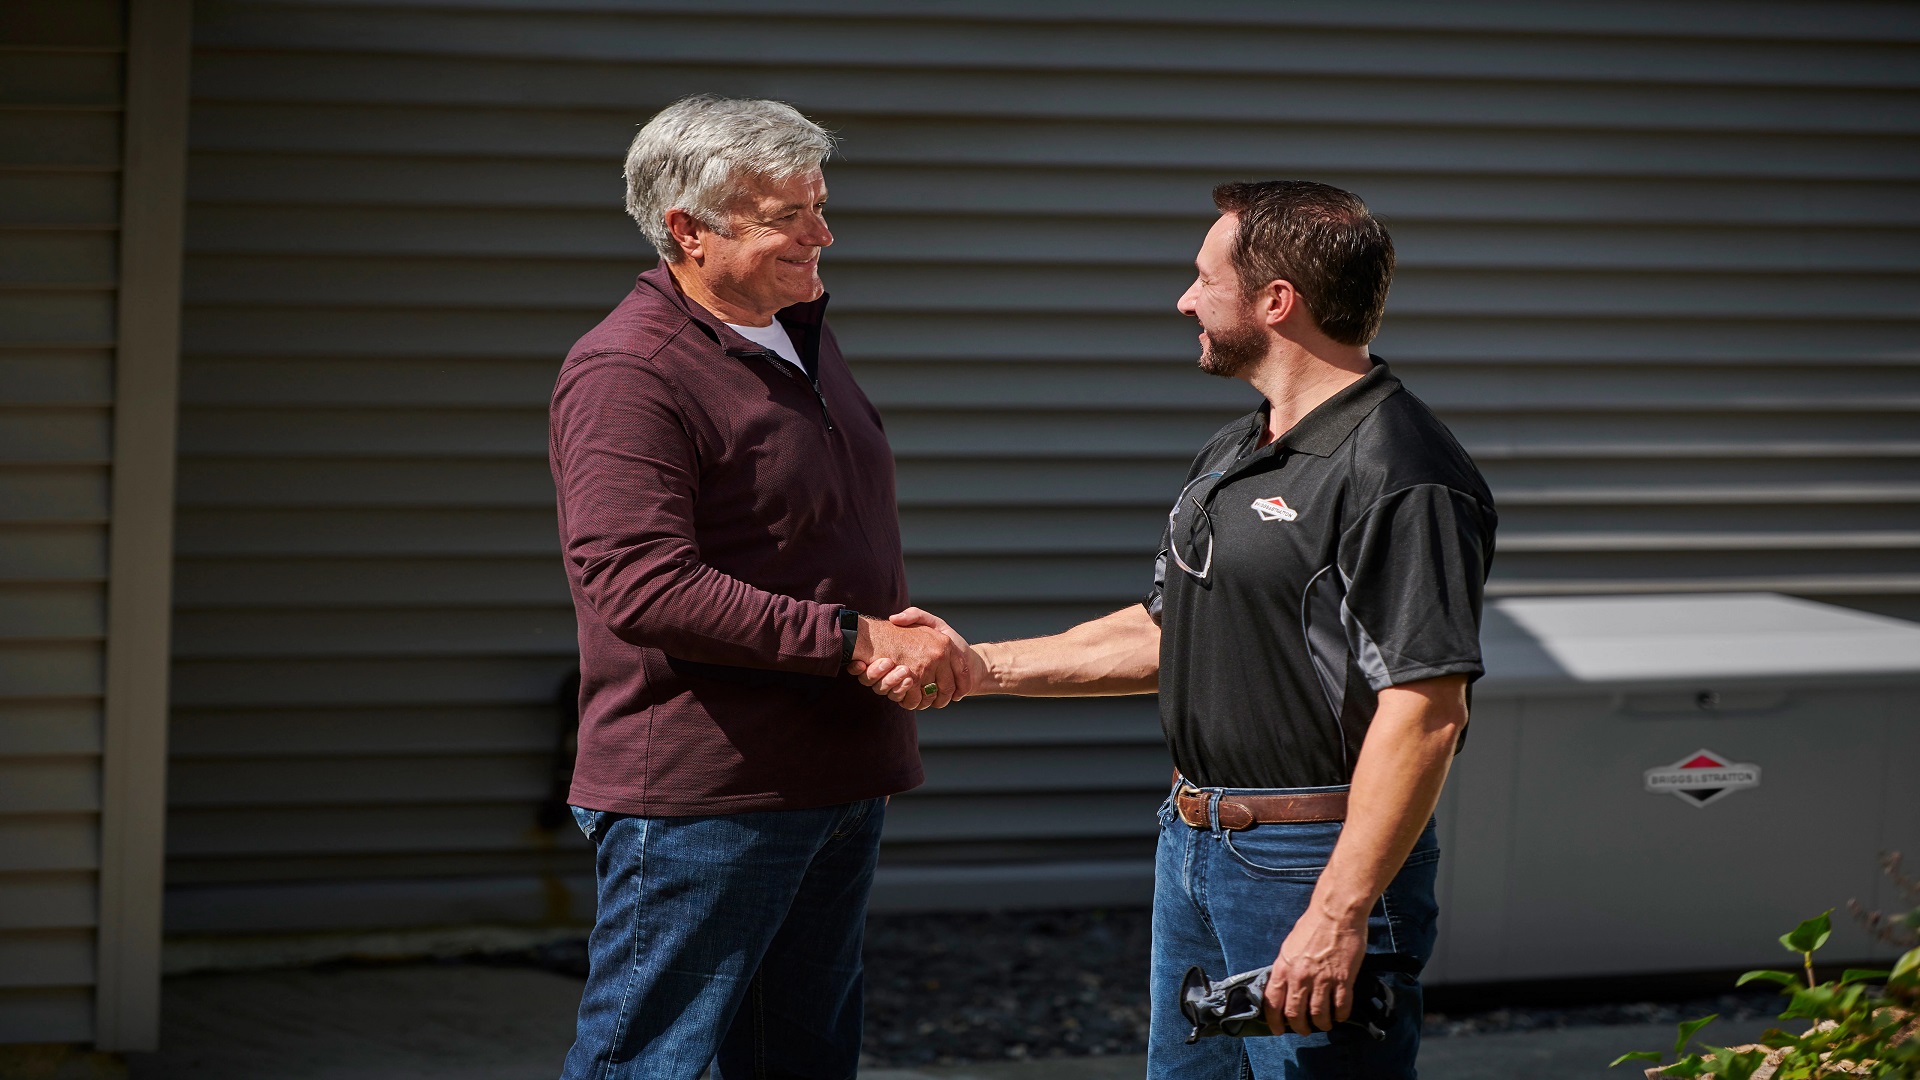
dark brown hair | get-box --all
[1210,180,1394,346]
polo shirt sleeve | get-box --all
[1143,525,1171,624]
[1336,483,1495,690]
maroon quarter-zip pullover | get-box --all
[549,264,922,816]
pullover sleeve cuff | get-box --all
[793,601,850,677]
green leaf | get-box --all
[1707,1047,1770,1080]
[1736,969,1799,988]
[1673,1014,1718,1055]
[1779,910,1833,954]
[1610,1050,1664,1067]
[1658,1054,1709,1079]
[1838,968,1891,985]
[1781,983,1842,1021]
[1756,1028,1801,1048]
[1889,946,1920,989]
[1837,983,1866,1012]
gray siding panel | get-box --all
[0,930,96,989]
[1,0,125,1037]
[0,874,99,932]
[0,815,100,873]
[166,0,1920,937]
[0,988,92,1044]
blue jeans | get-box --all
[1148,783,1440,1079]
[560,799,886,1080]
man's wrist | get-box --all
[1312,884,1376,924]
[972,641,1010,694]
[837,607,861,664]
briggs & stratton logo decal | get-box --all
[1251,496,1298,522]
[1643,748,1761,808]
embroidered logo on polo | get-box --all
[1250,496,1299,523]
[1643,748,1762,808]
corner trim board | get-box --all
[95,0,192,1053]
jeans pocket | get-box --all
[1218,823,1339,880]
[1379,835,1442,961]
[569,804,599,844]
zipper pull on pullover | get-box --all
[809,374,835,433]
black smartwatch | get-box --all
[837,607,861,664]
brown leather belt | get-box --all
[1174,782,1347,830]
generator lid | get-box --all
[1479,592,1920,693]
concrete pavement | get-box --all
[99,962,1779,1079]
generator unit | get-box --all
[1426,593,1920,983]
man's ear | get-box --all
[1257,279,1299,328]
[663,208,706,261]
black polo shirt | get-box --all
[1144,362,1497,790]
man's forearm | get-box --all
[1262,675,1467,1032]
[1310,677,1466,923]
[579,548,847,674]
[971,604,1161,697]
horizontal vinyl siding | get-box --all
[169,1,1920,934]
[0,0,125,1040]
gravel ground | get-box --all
[863,909,1153,1065]
[1420,995,1780,1040]
[491,908,1785,1067]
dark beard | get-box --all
[1196,312,1266,379]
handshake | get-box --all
[846,608,983,711]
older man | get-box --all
[862,181,1496,1078]
[548,95,970,1079]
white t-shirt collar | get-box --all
[725,319,807,375]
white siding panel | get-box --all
[0,931,97,989]
[164,876,593,935]
[0,760,101,815]
[0,176,121,228]
[0,989,92,1044]
[0,816,100,874]
[0,352,115,405]
[166,0,1920,940]
[184,4,1920,78]
[0,874,100,932]
[0,0,127,1040]
[0,705,101,758]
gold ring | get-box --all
[921,682,940,696]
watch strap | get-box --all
[837,607,860,664]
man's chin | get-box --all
[761,282,823,311]
[780,275,825,306]
[1197,350,1251,379]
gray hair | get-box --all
[624,95,836,262]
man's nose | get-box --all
[804,213,833,248]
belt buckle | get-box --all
[1175,784,1211,828]
[1175,780,1221,822]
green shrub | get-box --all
[1611,898,1919,1079]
